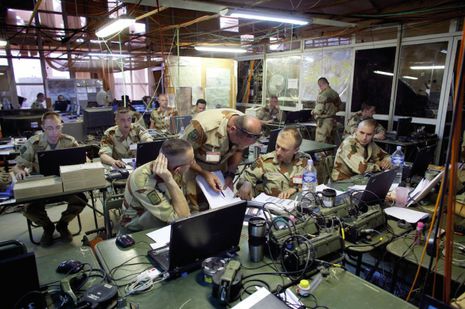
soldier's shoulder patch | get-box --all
[187,120,206,144]
[147,190,162,205]
[19,145,28,154]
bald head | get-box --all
[355,119,377,146]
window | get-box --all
[113,68,149,101]
[265,56,301,107]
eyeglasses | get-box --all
[43,125,63,132]
[237,126,262,140]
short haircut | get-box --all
[270,95,278,100]
[41,111,61,123]
[361,103,376,111]
[115,107,131,116]
[318,77,329,85]
[161,139,192,157]
[196,99,206,106]
[279,127,302,148]
[37,92,45,98]
[358,118,378,129]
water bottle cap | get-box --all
[299,279,310,289]
[396,146,402,151]
[307,159,313,165]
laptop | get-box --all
[38,146,87,176]
[136,141,163,167]
[402,147,434,181]
[352,169,397,208]
[148,201,247,277]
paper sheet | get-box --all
[147,225,171,249]
[384,207,429,223]
[248,193,297,214]
[196,171,241,209]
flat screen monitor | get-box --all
[83,107,114,130]
[267,129,281,153]
[169,115,192,134]
[397,117,412,137]
[54,100,70,112]
[285,110,310,124]
[136,141,163,167]
[37,146,87,176]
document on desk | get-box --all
[147,225,171,249]
[196,171,241,209]
[248,193,297,213]
[384,207,429,224]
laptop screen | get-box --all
[38,146,87,176]
[358,169,397,206]
[168,201,247,272]
[136,141,163,167]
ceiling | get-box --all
[0,0,463,69]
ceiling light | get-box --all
[373,70,393,76]
[88,52,130,58]
[402,75,418,80]
[0,40,7,47]
[410,65,445,70]
[221,8,309,26]
[194,46,247,53]
[95,17,135,38]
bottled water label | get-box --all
[391,156,404,166]
[303,172,316,183]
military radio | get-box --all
[342,205,386,243]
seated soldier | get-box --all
[149,94,178,130]
[99,107,153,168]
[331,119,391,181]
[237,127,308,200]
[344,103,385,139]
[191,98,207,116]
[13,111,87,247]
[257,95,280,124]
[120,139,194,231]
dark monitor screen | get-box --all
[358,169,397,206]
[37,146,87,176]
[267,129,281,153]
[408,147,434,179]
[397,117,412,137]
[83,107,114,130]
[136,141,163,167]
[285,110,310,124]
[54,100,70,112]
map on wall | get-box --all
[205,68,230,107]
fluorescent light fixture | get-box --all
[440,49,447,54]
[194,46,247,53]
[88,52,130,58]
[95,17,135,38]
[373,70,393,76]
[0,40,7,47]
[410,65,445,70]
[221,8,309,26]
[402,75,418,80]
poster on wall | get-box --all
[205,68,230,107]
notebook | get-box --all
[147,201,247,277]
[37,146,87,176]
[351,169,397,208]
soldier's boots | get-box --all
[40,223,55,247]
[56,221,73,243]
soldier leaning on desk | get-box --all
[12,111,87,247]
[331,119,391,181]
[149,94,178,130]
[344,103,386,140]
[99,107,153,168]
[311,77,342,144]
[237,127,309,200]
[181,109,262,209]
[120,139,194,232]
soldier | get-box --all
[181,109,262,208]
[331,119,391,181]
[149,94,178,130]
[12,111,87,247]
[237,127,308,200]
[345,103,385,139]
[31,92,47,109]
[99,107,153,168]
[191,99,207,116]
[257,95,280,124]
[120,139,194,231]
[311,77,341,144]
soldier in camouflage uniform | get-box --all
[237,127,308,200]
[181,109,262,209]
[312,77,341,144]
[120,139,194,232]
[257,95,280,124]
[31,92,46,109]
[149,94,178,130]
[191,99,207,116]
[99,107,153,168]
[344,104,385,139]
[331,119,391,181]
[13,112,87,247]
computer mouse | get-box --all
[116,234,135,248]
[56,259,84,274]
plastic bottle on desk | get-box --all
[391,146,405,186]
[302,159,317,194]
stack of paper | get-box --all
[196,171,242,209]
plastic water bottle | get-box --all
[391,146,404,185]
[131,158,136,170]
[302,159,317,193]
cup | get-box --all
[395,186,410,207]
[318,188,336,208]
[248,217,267,262]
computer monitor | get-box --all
[267,129,281,153]
[396,117,412,138]
[136,141,163,167]
[83,107,114,132]
[54,100,70,112]
[37,146,87,176]
[285,110,310,124]
[169,115,192,134]
[132,104,147,113]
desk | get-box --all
[375,136,437,161]
[300,139,336,154]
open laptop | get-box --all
[352,169,397,207]
[38,146,87,176]
[148,201,247,277]
[402,147,434,181]
[136,141,163,167]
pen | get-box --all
[220,190,226,198]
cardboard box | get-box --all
[14,176,63,201]
[60,162,107,192]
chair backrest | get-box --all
[318,155,335,184]
[0,240,27,260]
[103,194,124,237]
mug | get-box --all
[317,188,336,208]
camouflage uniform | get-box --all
[331,134,390,181]
[237,151,309,197]
[150,107,178,130]
[31,100,46,109]
[182,108,244,208]
[344,111,385,137]
[257,106,279,122]
[313,87,341,143]
[15,133,87,228]
[99,124,153,160]
[120,161,186,231]
[462,130,465,161]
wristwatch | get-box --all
[224,171,235,179]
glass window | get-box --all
[237,59,263,105]
[131,68,148,84]
[351,47,396,114]
[301,49,352,108]
[265,56,300,107]
[114,84,132,101]
[132,84,149,101]
[13,58,44,83]
[395,42,448,118]
[0,50,7,66]
[16,85,45,108]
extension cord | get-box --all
[136,268,161,281]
